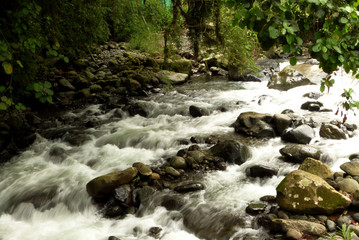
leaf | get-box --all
[322,46,327,53]
[338,55,345,63]
[296,37,303,45]
[63,56,69,63]
[3,51,12,60]
[16,60,23,68]
[286,35,295,45]
[0,55,5,61]
[44,81,52,88]
[0,102,7,110]
[312,44,321,52]
[35,92,42,99]
[33,83,42,92]
[339,17,348,24]
[1,96,7,102]
[282,44,290,53]
[268,26,280,39]
[333,46,342,54]
[46,96,53,104]
[290,57,297,66]
[320,84,325,92]
[2,62,13,74]
[0,86,5,93]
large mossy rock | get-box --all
[299,157,334,179]
[233,112,275,138]
[271,219,326,237]
[86,167,138,198]
[276,170,351,214]
[209,140,251,165]
[268,66,314,91]
[279,144,323,163]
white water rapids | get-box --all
[0,62,359,240]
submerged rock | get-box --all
[86,167,138,198]
[281,124,315,144]
[276,170,351,214]
[189,105,209,118]
[279,144,323,163]
[233,112,275,138]
[209,140,251,165]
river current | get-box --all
[0,62,358,240]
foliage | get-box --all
[105,0,170,55]
[227,0,359,113]
[322,223,354,240]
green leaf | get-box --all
[0,102,7,110]
[338,55,345,63]
[33,83,42,92]
[0,55,5,61]
[296,37,303,45]
[268,26,280,39]
[333,46,342,54]
[322,46,327,53]
[312,44,321,52]
[1,96,7,102]
[320,84,325,92]
[44,81,52,88]
[290,57,297,66]
[3,51,12,60]
[286,35,295,45]
[16,60,24,68]
[35,92,42,99]
[46,96,53,103]
[63,56,69,63]
[2,62,13,74]
[0,86,5,93]
[339,17,348,24]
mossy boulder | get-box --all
[271,219,326,237]
[164,59,192,73]
[86,167,138,198]
[276,170,351,214]
[299,157,334,179]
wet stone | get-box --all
[114,184,132,205]
[245,203,267,215]
[148,227,162,239]
[108,236,121,240]
[165,166,181,177]
[174,181,205,193]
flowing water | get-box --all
[0,62,359,240]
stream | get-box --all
[0,61,358,240]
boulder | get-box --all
[58,78,76,91]
[246,165,278,178]
[187,150,206,164]
[267,66,314,91]
[320,123,347,140]
[281,124,315,144]
[174,181,205,193]
[156,70,188,85]
[189,105,209,118]
[299,157,334,179]
[170,156,187,169]
[271,219,326,237]
[340,162,359,176]
[183,204,245,240]
[165,166,181,177]
[209,140,251,165]
[301,101,323,111]
[276,170,351,214]
[86,167,138,198]
[233,112,275,138]
[245,203,267,215]
[273,114,292,135]
[114,184,132,205]
[132,162,152,176]
[280,144,323,163]
[337,178,359,194]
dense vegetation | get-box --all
[1,0,359,112]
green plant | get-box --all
[322,224,354,240]
[27,81,54,104]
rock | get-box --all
[58,78,76,91]
[136,186,156,204]
[86,167,138,198]
[337,215,352,226]
[301,101,323,111]
[165,167,181,177]
[159,194,186,211]
[299,157,334,179]
[189,105,209,118]
[148,227,162,238]
[169,156,187,169]
[281,124,315,144]
[276,170,351,214]
[353,213,359,222]
[151,173,160,180]
[236,74,262,82]
[267,66,314,91]
[286,228,302,239]
[108,236,120,240]
[183,204,245,240]
[326,219,336,232]
[245,203,267,215]
[279,144,323,163]
[233,112,275,138]
[165,59,192,73]
[114,184,132,205]
[320,123,347,140]
[90,84,103,93]
[174,181,205,193]
[187,151,206,164]
[132,162,152,176]
[156,70,188,85]
[271,219,326,236]
[340,162,359,176]
[303,92,322,100]
[350,225,359,238]
[260,195,277,203]
[246,165,278,178]
[126,102,148,117]
[209,140,251,165]
[337,178,359,194]
[273,114,292,135]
